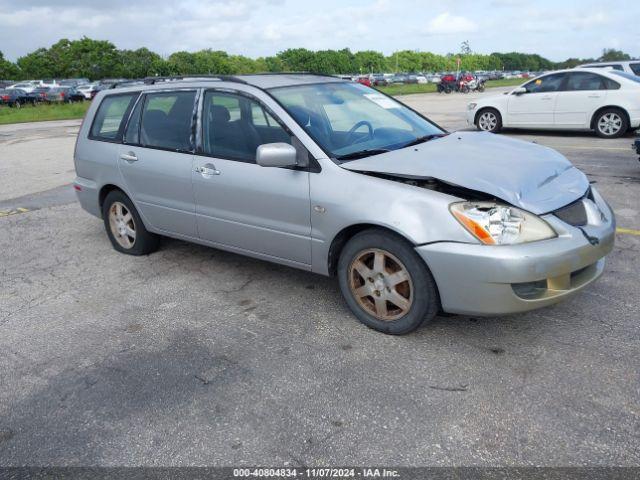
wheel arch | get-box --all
[98,184,127,213]
[474,106,502,126]
[327,223,418,277]
[590,105,630,130]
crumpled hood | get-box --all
[340,131,589,215]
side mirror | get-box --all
[512,87,527,95]
[256,142,298,168]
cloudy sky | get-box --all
[0,0,638,61]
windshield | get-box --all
[269,82,444,160]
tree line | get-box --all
[0,38,634,81]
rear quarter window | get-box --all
[89,93,139,142]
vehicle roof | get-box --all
[579,60,638,66]
[236,73,344,89]
[101,73,345,95]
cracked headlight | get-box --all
[450,202,556,245]
[467,102,477,110]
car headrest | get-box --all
[142,109,168,126]
[211,105,230,123]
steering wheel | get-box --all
[345,120,374,146]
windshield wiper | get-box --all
[336,148,391,161]
[402,133,446,148]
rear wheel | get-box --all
[102,190,159,255]
[594,108,628,138]
[338,229,439,335]
[476,108,502,133]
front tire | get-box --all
[594,108,628,138]
[102,190,159,255]
[337,229,439,335]
[475,108,502,133]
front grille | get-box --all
[554,199,588,226]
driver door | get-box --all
[193,90,312,266]
[506,73,566,127]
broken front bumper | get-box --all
[415,201,615,316]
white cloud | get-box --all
[569,12,609,29]
[424,12,478,35]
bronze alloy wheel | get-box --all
[348,248,414,321]
[108,201,136,249]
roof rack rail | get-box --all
[142,75,248,85]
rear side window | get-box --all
[90,93,138,141]
[630,63,640,76]
[564,72,605,91]
[140,91,196,152]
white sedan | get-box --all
[467,68,640,138]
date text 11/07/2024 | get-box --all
[232,468,400,478]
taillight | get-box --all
[60,92,65,98]
[1,95,9,101]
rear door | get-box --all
[117,89,198,237]
[506,73,566,127]
[193,90,312,266]
[554,72,608,128]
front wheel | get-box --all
[475,108,502,133]
[338,229,439,335]
[594,108,628,138]
[102,190,160,255]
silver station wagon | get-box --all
[74,74,615,334]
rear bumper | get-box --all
[74,176,101,218]
[416,204,615,316]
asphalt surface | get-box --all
[1,89,639,467]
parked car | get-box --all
[0,88,38,107]
[46,86,85,103]
[578,60,640,76]
[356,76,371,87]
[74,75,614,335]
[370,74,389,87]
[76,84,96,100]
[39,79,60,88]
[31,87,51,102]
[390,74,408,84]
[468,68,640,138]
[634,138,640,159]
[7,82,37,93]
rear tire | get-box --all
[593,108,628,138]
[102,190,159,256]
[475,108,502,133]
[337,229,439,335]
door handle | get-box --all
[196,163,221,177]
[541,96,553,101]
[120,152,138,162]
[588,94,601,98]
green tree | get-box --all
[354,50,386,73]
[277,48,315,71]
[599,48,631,62]
[0,51,20,79]
[117,48,167,78]
[263,56,284,72]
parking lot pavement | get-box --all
[1,94,639,466]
